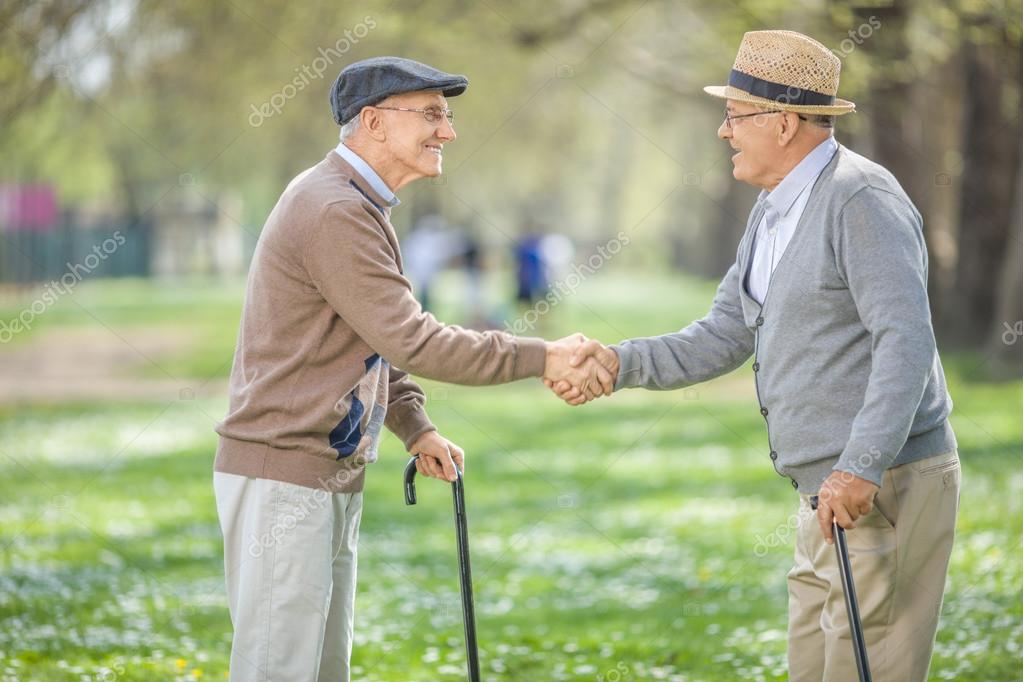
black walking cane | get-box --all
[810,495,872,682]
[404,456,481,682]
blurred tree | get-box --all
[1,0,1021,357]
[992,140,1023,373]
[949,9,1023,348]
[0,0,93,122]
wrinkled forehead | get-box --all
[381,89,447,109]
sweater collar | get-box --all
[333,143,400,208]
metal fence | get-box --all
[0,219,153,284]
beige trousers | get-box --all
[787,450,960,682]
[213,472,363,682]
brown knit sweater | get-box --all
[215,151,547,492]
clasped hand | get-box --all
[543,334,619,405]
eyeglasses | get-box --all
[723,109,807,129]
[374,106,454,125]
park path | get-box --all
[0,322,756,405]
[0,325,226,404]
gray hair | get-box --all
[339,115,361,141]
[755,104,835,129]
[805,114,835,129]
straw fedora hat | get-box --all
[704,30,855,115]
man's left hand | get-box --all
[410,431,465,483]
[816,470,880,544]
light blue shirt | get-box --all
[748,136,839,304]
[334,142,400,208]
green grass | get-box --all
[0,271,1021,681]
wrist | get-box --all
[408,428,438,453]
[543,342,562,377]
[609,349,621,377]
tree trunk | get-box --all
[989,135,1023,373]
[947,37,1023,346]
[850,2,957,322]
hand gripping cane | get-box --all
[810,495,872,682]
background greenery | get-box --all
[3,1,1023,678]
[1,272,1020,681]
[4,0,1023,357]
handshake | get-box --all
[542,333,620,405]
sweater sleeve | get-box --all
[303,200,547,384]
[384,365,437,451]
[832,187,935,486]
[610,259,755,390]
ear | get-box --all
[777,111,801,147]
[361,107,387,142]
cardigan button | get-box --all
[760,407,769,417]
[755,316,765,326]
[791,479,799,490]
[770,450,778,461]
[752,362,760,372]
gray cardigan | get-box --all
[612,144,956,493]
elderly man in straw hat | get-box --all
[551,30,959,680]
[214,56,614,681]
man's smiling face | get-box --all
[375,90,455,181]
[717,100,784,189]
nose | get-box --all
[437,116,456,142]
[717,118,731,140]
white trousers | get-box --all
[213,472,363,682]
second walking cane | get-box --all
[811,495,873,682]
[404,456,481,682]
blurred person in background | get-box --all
[401,212,464,311]
[514,228,549,305]
[459,229,490,327]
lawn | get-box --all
[0,271,1020,681]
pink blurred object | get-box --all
[0,184,59,232]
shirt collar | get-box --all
[334,142,400,207]
[759,136,838,217]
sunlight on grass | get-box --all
[1,273,1020,681]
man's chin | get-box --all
[732,166,750,184]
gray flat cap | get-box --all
[329,56,469,125]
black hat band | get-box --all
[728,69,835,107]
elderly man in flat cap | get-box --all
[553,30,959,681]
[213,56,612,681]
